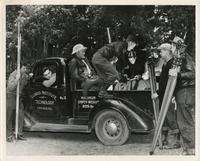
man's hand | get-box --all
[120,74,128,83]
[134,75,141,80]
[114,79,119,84]
[171,96,176,104]
[169,68,178,76]
[123,74,129,80]
[110,56,118,64]
[29,73,34,79]
[152,92,159,100]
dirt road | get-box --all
[6,131,181,155]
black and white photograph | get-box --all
[0,1,199,161]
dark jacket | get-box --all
[157,58,174,101]
[69,56,94,81]
[158,53,195,100]
[96,41,127,60]
[91,41,126,84]
[119,47,148,78]
[176,52,195,89]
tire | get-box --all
[95,109,130,146]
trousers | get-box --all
[175,87,195,149]
[92,52,120,85]
[6,93,24,137]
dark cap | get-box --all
[126,34,136,42]
[20,60,32,69]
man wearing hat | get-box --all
[92,35,136,98]
[152,43,180,149]
[169,36,195,155]
[69,44,100,94]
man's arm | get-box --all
[7,71,20,90]
[179,55,195,79]
[43,73,56,88]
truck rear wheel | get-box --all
[95,109,130,146]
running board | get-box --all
[24,123,90,133]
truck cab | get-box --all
[23,57,154,146]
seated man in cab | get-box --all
[69,44,101,95]
[42,67,56,88]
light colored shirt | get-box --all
[7,70,29,95]
[43,73,56,88]
[81,59,92,77]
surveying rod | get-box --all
[15,20,21,140]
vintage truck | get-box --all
[23,57,155,146]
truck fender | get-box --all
[88,98,153,132]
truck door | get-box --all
[26,60,69,123]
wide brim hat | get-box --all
[157,43,172,51]
[72,44,87,54]
[170,36,187,47]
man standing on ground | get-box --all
[6,63,30,142]
[152,43,180,149]
[169,36,195,155]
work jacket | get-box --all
[176,52,195,89]
[6,70,29,96]
[97,41,127,60]
[69,56,95,81]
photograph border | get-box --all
[1,0,200,161]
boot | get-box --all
[163,132,181,149]
[162,129,169,146]
[18,134,27,141]
[98,84,113,98]
[7,134,14,142]
[182,148,195,155]
[171,132,181,148]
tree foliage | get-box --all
[6,5,195,72]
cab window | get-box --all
[32,63,57,88]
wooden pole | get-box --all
[15,20,21,140]
[106,27,111,43]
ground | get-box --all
[6,131,182,155]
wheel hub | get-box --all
[105,120,120,136]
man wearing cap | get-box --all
[92,35,136,98]
[69,44,100,94]
[169,36,195,155]
[152,43,180,149]
[6,63,31,142]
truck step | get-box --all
[25,122,90,133]
[68,118,88,125]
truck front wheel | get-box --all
[95,109,130,146]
